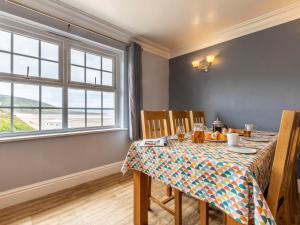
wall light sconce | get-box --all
[192,55,215,72]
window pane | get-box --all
[41,109,62,130]
[13,55,39,77]
[14,108,38,132]
[102,57,113,72]
[86,53,100,69]
[71,49,84,66]
[102,72,113,86]
[0,108,11,133]
[87,109,101,127]
[103,110,115,126]
[68,89,85,108]
[42,86,62,107]
[14,84,39,107]
[68,109,85,128]
[41,60,59,79]
[71,65,84,83]
[0,82,11,107]
[13,34,38,57]
[0,52,11,73]
[86,69,100,85]
[87,90,101,108]
[0,30,11,52]
[41,41,58,61]
[103,92,115,108]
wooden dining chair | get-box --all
[141,110,170,139]
[169,110,210,225]
[169,110,191,135]
[286,111,300,224]
[189,111,206,128]
[266,110,300,225]
[140,110,183,224]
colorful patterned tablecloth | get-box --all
[121,132,277,225]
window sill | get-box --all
[0,128,128,143]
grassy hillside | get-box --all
[0,94,56,132]
[0,109,34,133]
[0,95,53,107]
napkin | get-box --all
[139,137,167,147]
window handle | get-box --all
[26,66,30,79]
[94,77,97,86]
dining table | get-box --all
[121,131,277,225]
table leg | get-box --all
[174,189,182,225]
[226,215,245,225]
[134,170,148,225]
[199,200,208,225]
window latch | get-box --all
[26,66,30,79]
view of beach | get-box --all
[0,108,115,133]
[0,86,115,133]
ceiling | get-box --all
[9,0,300,57]
[58,0,299,50]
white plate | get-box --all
[255,131,276,136]
[227,146,257,154]
[206,139,227,143]
[242,137,270,142]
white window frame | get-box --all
[0,18,124,138]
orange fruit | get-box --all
[205,133,212,140]
[218,134,227,141]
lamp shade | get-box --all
[206,55,215,63]
[192,60,200,68]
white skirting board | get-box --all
[0,161,124,210]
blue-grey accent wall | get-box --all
[169,19,300,177]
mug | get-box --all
[227,133,239,146]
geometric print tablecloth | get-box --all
[121,133,277,225]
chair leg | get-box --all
[223,213,227,224]
[147,177,152,210]
[174,189,182,225]
[199,200,208,225]
[166,186,172,197]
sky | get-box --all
[0,30,114,109]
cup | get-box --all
[244,124,255,137]
[227,133,239,146]
[245,124,255,131]
[177,125,185,142]
[192,123,206,143]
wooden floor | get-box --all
[0,173,298,225]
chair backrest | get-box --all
[267,110,300,219]
[140,110,170,139]
[169,110,191,135]
[189,111,205,128]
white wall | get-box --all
[0,131,130,192]
[142,51,169,110]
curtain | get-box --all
[127,42,142,141]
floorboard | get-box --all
[0,172,298,225]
